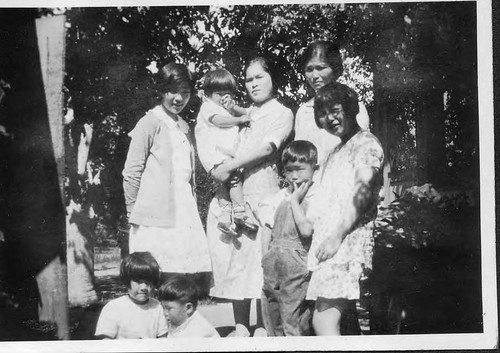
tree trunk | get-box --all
[35,256,69,339]
[66,122,98,307]
[35,14,70,339]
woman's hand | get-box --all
[210,160,233,183]
[315,235,342,262]
[290,181,312,204]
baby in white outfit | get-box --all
[195,68,258,235]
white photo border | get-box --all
[0,0,496,351]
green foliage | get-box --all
[63,3,478,243]
[375,184,474,250]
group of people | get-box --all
[97,40,384,339]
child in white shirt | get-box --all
[95,252,168,339]
[195,68,258,235]
[159,275,220,338]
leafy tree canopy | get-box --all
[63,2,478,236]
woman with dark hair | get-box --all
[295,41,370,165]
[306,82,383,335]
[122,62,212,277]
[208,56,294,337]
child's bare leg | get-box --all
[230,173,258,231]
[216,184,237,237]
[229,178,245,216]
[217,184,232,224]
[312,297,342,336]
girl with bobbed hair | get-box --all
[122,62,212,278]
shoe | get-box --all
[217,222,238,237]
[252,327,267,337]
[233,216,259,232]
[226,324,251,337]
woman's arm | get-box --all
[211,142,275,182]
[211,107,293,182]
[122,116,155,217]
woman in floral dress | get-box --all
[306,82,384,335]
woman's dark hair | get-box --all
[158,276,199,309]
[157,62,194,95]
[120,252,160,288]
[300,41,343,80]
[202,68,237,97]
[244,55,281,96]
[281,140,318,166]
[314,82,360,129]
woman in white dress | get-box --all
[208,56,294,337]
[122,63,212,277]
[295,41,370,165]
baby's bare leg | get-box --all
[217,183,232,225]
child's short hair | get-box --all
[157,62,194,95]
[120,252,160,288]
[202,68,237,97]
[314,82,360,129]
[158,276,199,309]
[281,140,318,166]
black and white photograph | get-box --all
[0,0,496,351]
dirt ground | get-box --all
[0,241,482,340]
[70,247,368,339]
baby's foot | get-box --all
[233,214,259,232]
[217,221,238,237]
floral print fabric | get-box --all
[307,131,384,300]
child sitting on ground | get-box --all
[258,140,319,336]
[159,276,220,338]
[95,252,168,339]
[195,68,258,236]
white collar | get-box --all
[250,98,277,119]
[169,311,198,334]
[154,105,189,134]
